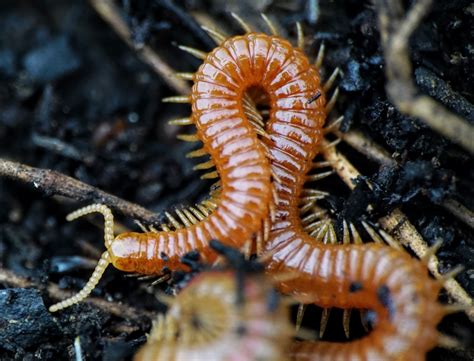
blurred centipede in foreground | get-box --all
[47,11,470,361]
[135,241,293,361]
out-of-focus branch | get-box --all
[0,158,162,224]
[90,0,190,95]
[374,0,474,154]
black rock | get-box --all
[0,288,59,351]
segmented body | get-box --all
[135,271,292,361]
[259,49,445,358]
[109,33,330,273]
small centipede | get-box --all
[134,247,293,361]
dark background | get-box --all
[0,0,472,360]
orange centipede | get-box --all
[134,244,293,361]
[245,24,451,361]
[49,14,327,312]
[46,13,466,361]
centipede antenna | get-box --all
[343,220,350,244]
[65,204,115,247]
[177,133,200,142]
[319,308,331,338]
[162,95,191,104]
[343,309,352,338]
[322,68,340,92]
[421,239,443,263]
[230,12,253,33]
[51,205,116,311]
[186,147,207,158]
[201,25,227,44]
[296,303,307,331]
[178,45,207,60]
[174,72,194,81]
[261,13,279,36]
[296,22,304,50]
[165,212,183,229]
[315,42,325,68]
[325,87,339,113]
[323,115,344,134]
[49,251,111,312]
[307,170,334,182]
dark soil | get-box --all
[0,0,472,360]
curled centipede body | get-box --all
[253,29,450,358]
[46,14,462,361]
[48,17,332,312]
[135,270,292,361]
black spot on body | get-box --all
[236,324,247,337]
[349,281,363,293]
[160,252,169,262]
[306,91,321,104]
[377,285,395,319]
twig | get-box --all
[0,268,154,320]
[320,140,474,320]
[442,199,474,230]
[89,0,190,95]
[0,158,162,224]
[336,129,395,166]
[337,130,474,229]
[378,210,474,320]
[374,0,474,154]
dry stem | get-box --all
[374,0,474,154]
[0,158,161,224]
[320,140,474,320]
